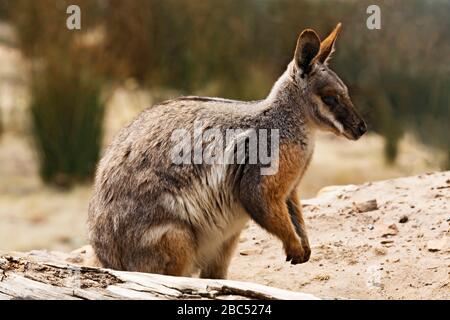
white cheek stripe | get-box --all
[318,103,344,133]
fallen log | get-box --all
[0,250,319,300]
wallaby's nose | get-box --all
[357,121,367,136]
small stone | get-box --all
[374,247,387,256]
[381,240,394,245]
[381,224,399,237]
[368,224,374,230]
[399,216,409,223]
[239,248,262,256]
[313,274,330,281]
[353,199,378,213]
[427,239,447,252]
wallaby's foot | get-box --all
[300,237,312,263]
[301,243,312,263]
[285,241,311,265]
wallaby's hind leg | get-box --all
[200,233,241,279]
[124,224,196,277]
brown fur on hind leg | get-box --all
[125,225,196,277]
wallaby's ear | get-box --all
[294,29,321,76]
[316,23,342,65]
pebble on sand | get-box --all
[426,238,447,252]
[353,199,378,213]
[381,224,399,237]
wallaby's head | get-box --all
[293,23,367,140]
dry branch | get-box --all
[0,251,318,300]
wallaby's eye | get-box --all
[322,96,338,106]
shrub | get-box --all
[30,61,104,187]
[11,0,105,187]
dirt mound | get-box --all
[230,171,449,299]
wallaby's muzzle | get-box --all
[343,113,367,140]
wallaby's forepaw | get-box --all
[285,244,311,265]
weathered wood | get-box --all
[0,252,319,300]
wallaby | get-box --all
[88,23,367,279]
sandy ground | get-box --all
[229,172,449,300]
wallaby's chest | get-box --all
[166,166,249,267]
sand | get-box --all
[228,172,449,299]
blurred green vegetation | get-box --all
[2,0,449,186]
[8,0,104,186]
[29,63,103,187]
